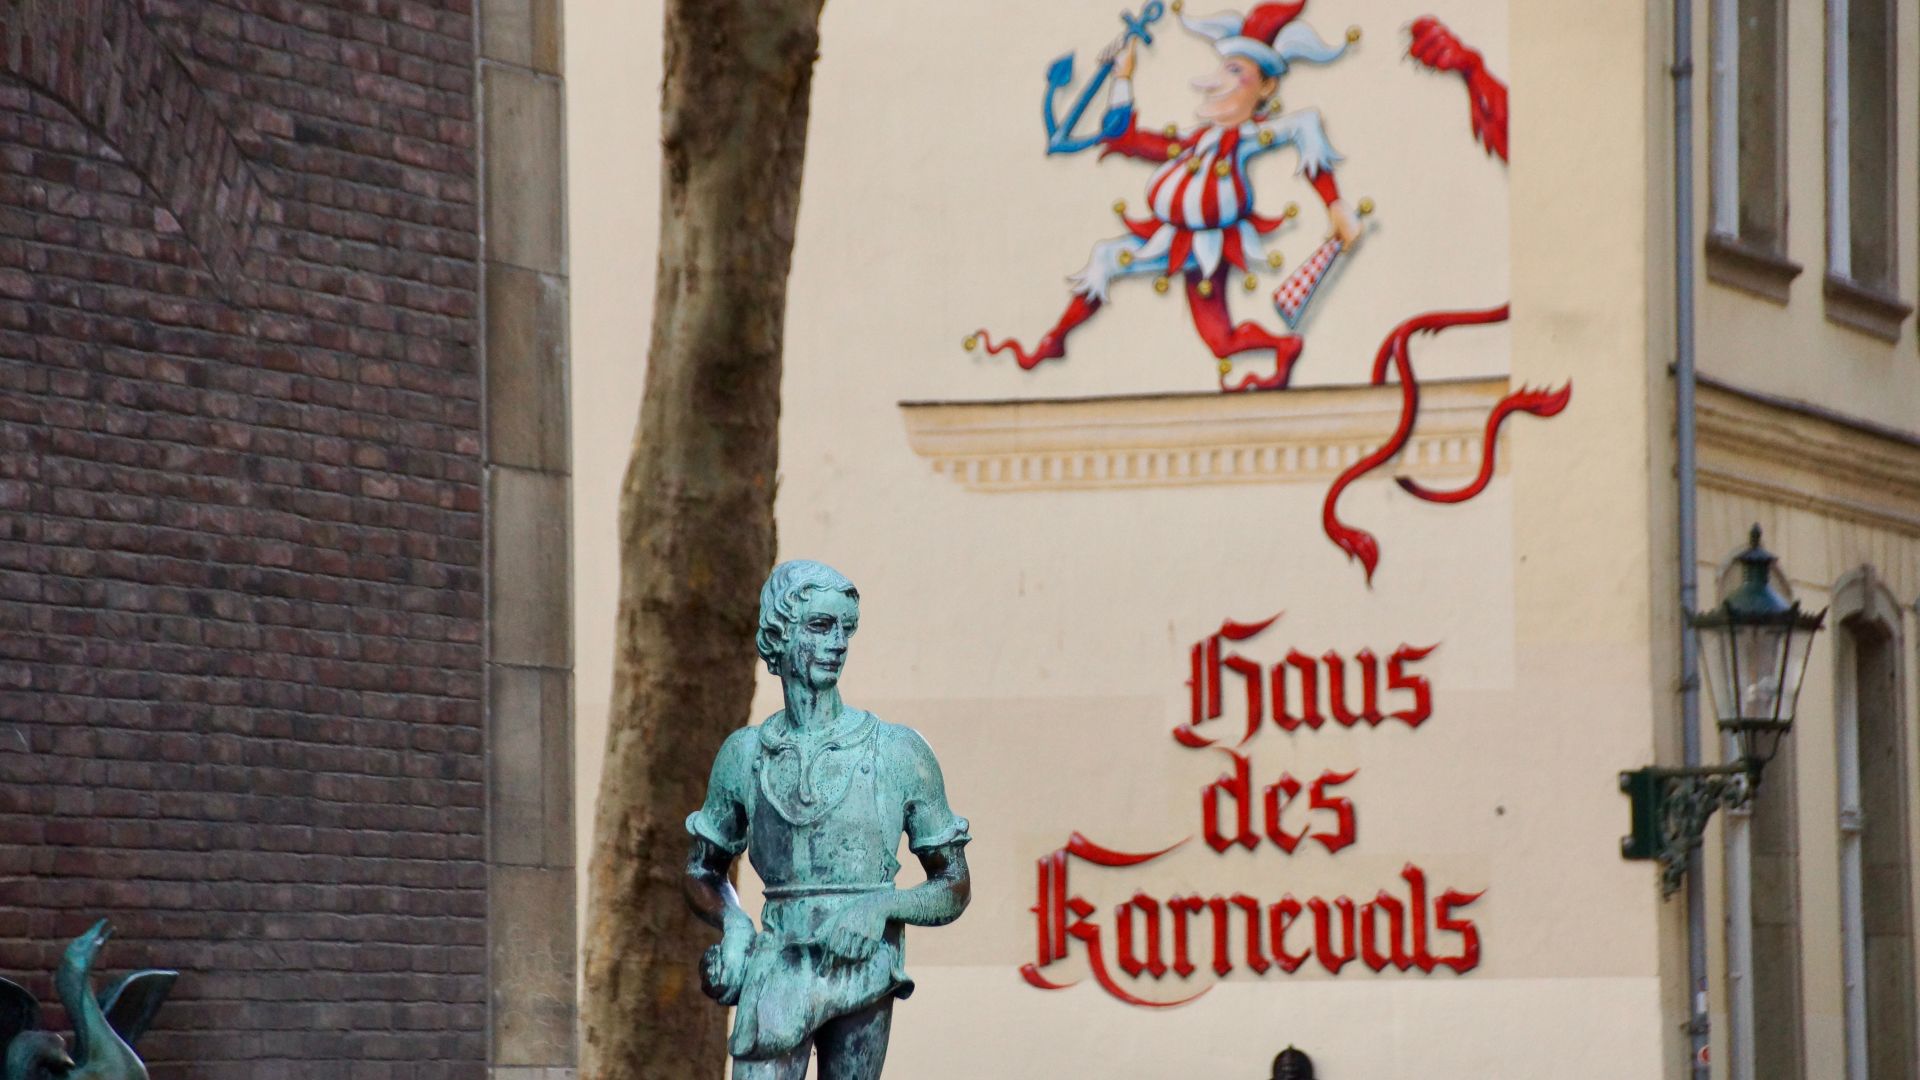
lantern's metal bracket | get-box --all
[1619,764,1753,898]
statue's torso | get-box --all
[745,709,903,894]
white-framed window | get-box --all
[1825,0,1910,337]
[1710,0,1788,253]
[1832,570,1915,1080]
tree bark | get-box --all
[580,2,826,1076]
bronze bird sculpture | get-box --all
[0,921,175,1080]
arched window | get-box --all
[1832,569,1914,1080]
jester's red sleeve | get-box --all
[1099,117,1178,163]
[1310,170,1340,205]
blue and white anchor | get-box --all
[1042,2,1166,156]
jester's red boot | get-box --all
[972,293,1102,370]
[1185,271,1304,391]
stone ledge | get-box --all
[1697,378,1920,535]
[899,376,1511,492]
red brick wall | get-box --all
[0,2,485,1076]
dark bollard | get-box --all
[1272,1045,1316,1080]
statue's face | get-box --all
[779,588,859,691]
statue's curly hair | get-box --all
[756,560,859,675]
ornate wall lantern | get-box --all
[1621,526,1826,896]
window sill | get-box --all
[1823,274,1913,343]
[1704,233,1801,304]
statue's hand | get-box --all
[700,915,755,1005]
[819,896,890,964]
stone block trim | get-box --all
[476,0,575,1072]
[0,1,486,1076]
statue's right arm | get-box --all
[682,730,756,932]
[683,837,752,935]
[683,730,758,1003]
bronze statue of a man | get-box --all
[685,561,971,1078]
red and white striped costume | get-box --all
[976,1,1354,391]
[1073,80,1342,300]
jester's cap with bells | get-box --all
[1180,2,1352,78]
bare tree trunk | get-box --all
[580,2,826,1076]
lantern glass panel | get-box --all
[1733,622,1789,722]
[1699,621,1738,726]
[1776,618,1817,726]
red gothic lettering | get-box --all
[1387,644,1438,727]
[1325,649,1384,726]
[1309,896,1358,974]
[1360,891,1410,972]
[1177,615,1280,748]
[1225,652,1264,744]
[1228,893,1270,974]
[1433,887,1485,974]
[1030,848,1070,966]
[1261,772,1307,854]
[1203,750,1259,853]
[1268,894,1307,973]
[1308,770,1359,853]
[1115,893,1167,978]
[1177,635,1220,748]
[1402,863,1435,972]
[1168,895,1232,978]
[1022,836,1210,1007]
[1074,895,1210,1008]
[1272,650,1322,730]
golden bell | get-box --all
[1112,199,1127,215]
[1218,360,1233,375]
[1259,130,1275,147]
[1171,0,1184,11]
[1152,276,1171,294]
[1165,144,1180,160]
[963,335,978,352]
[1284,202,1300,219]
[1243,273,1259,292]
[1267,250,1285,269]
[1358,197,1376,215]
[1213,161,1231,177]
[1117,251,1134,268]
[1163,123,1179,138]
[1197,279,1214,298]
[1346,26,1362,44]
[1186,158,1202,174]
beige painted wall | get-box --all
[567,0,1676,1075]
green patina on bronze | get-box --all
[684,561,972,1079]
[0,921,175,1080]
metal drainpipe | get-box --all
[1671,0,1710,1075]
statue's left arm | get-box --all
[819,729,972,962]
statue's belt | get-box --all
[761,882,894,900]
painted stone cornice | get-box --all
[1696,378,1920,535]
[899,376,1510,492]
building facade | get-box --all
[564,0,1920,1077]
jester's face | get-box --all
[1193,55,1279,126]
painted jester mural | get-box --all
[970,1,1363,392]
[965,3,1571,583]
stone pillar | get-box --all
[476,1,576,1077]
